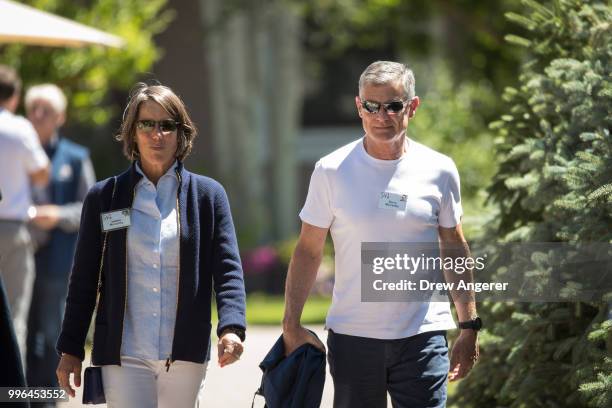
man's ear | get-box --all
[7,93,20,113]
[355,96,363,118]
[408,96,420,118]
[57,112,66,128]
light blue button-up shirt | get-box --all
[121,161,179,360]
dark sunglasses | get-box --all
[360,99,408,114]
[135,119,180,134]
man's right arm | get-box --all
[20,121,50,187]
[282,222,328,355]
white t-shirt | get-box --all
[300,137,462,339]
[0,108,49,220]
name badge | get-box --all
[100,209,131,232]
[378,192,407,211]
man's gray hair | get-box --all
[358,61,415,100]
[25,84,67,114]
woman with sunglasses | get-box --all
[56,83,246,407]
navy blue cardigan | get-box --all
[56,162,246,365]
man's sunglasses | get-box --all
[360,99,408,114]
[135,119,180,134]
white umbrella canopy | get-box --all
[0,0,125,48]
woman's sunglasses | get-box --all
[136,119,180,134]
[360,99,408,114]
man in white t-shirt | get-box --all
[282,61,480,407]
[0,65,49,362]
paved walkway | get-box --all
[58,325,338,407]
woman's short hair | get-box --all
[115,82,197,161]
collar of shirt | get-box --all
[133,160,179,218]
[43,132,60,158]
[135,160,178,184]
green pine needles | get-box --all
[451,1,611,407]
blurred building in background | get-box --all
[150,0,396,247]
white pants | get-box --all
[102,356,208,408]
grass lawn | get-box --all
[213,293,331,326]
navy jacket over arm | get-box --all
[256,331,326,408]
[56,162,246,365]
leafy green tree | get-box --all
[452,1,611,407]
[300,0,525,90]
[0,0,172,125]
[409,61,498,237]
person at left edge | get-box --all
[0,65,49,365]
[56,83,247,407]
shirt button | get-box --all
[152,263,158,268]
[153,312,158,317]
[153,287,158,292]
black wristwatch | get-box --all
[458,317,482,332]
[220,325,246,342]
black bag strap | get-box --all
[251,364,267,408]
[251,390,265,408]
[90,176,117,367]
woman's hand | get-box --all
[217,330,244,368]
[56,353,82,398]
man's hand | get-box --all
[282,325,325,356]
[217,331,244,368]
[448,330,479,382]
[56,353,82,398]
[31,204,60,230]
